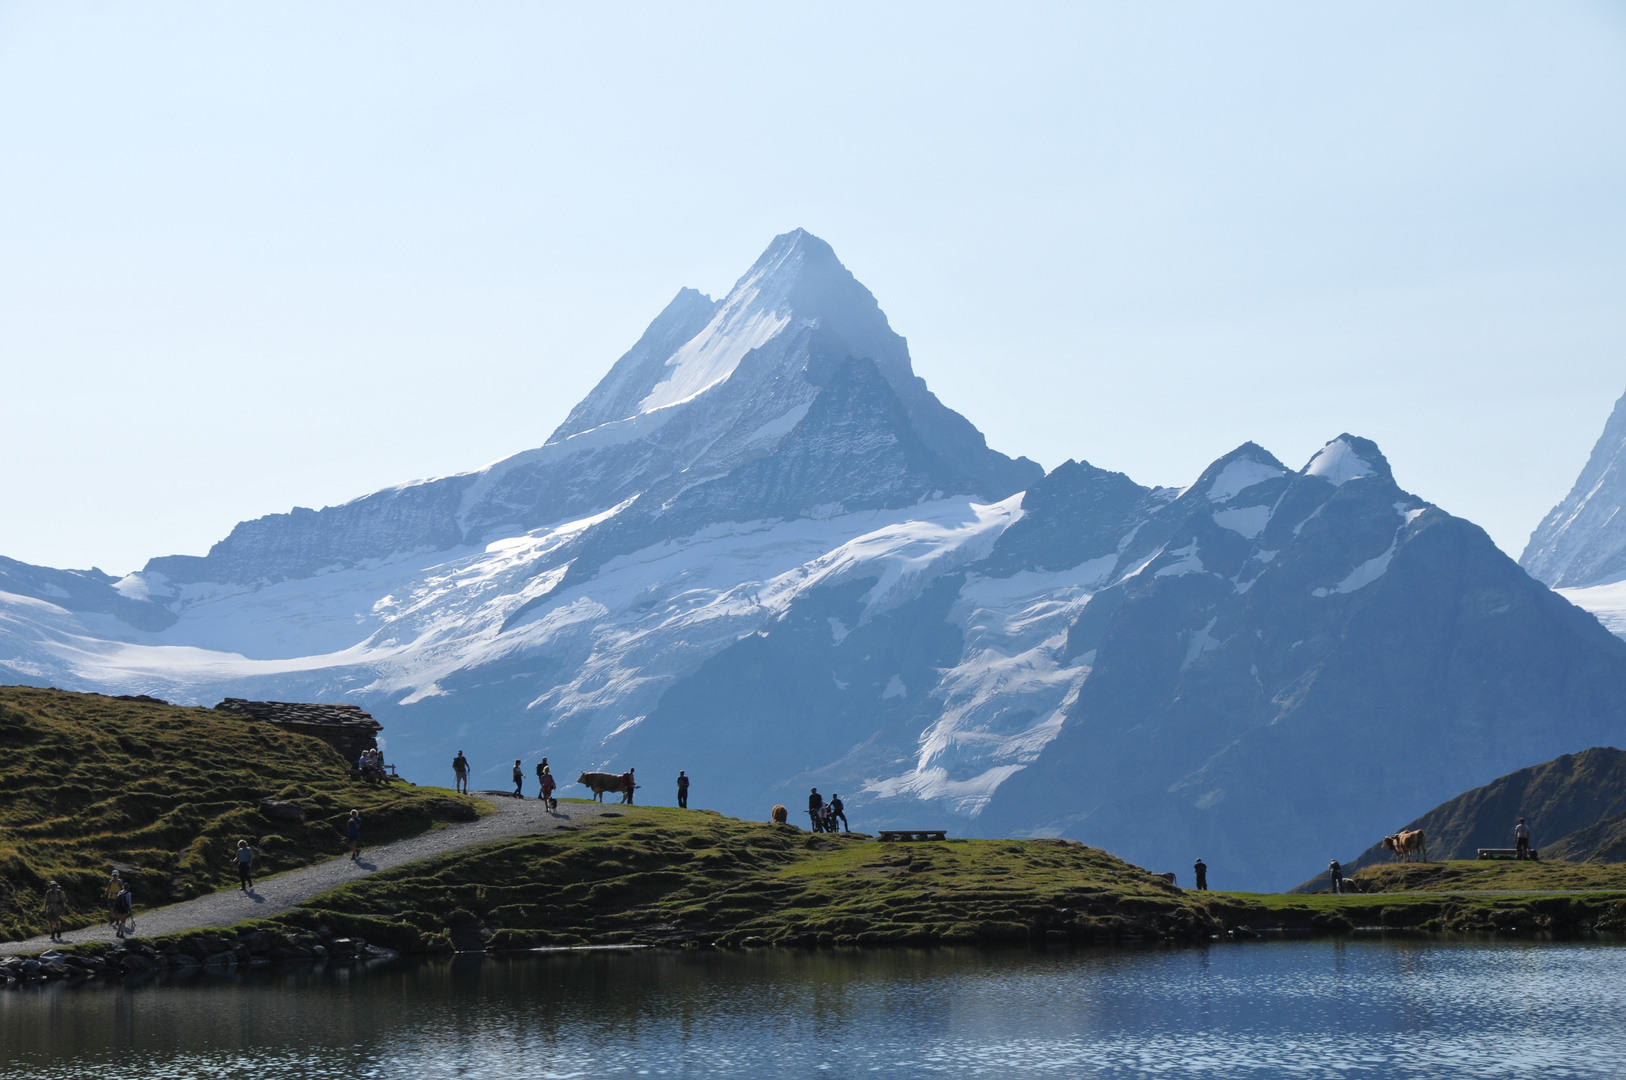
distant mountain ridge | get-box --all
[4,230,1626,892]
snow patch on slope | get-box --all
[1207,459,1285,502]
[1212,505,1272,539]
[1304,438,1375,486]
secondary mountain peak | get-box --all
[1523,386,1626,588]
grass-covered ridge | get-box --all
[270,804,1224,951]
[0,685,482,941]
[1345,858,1626,894]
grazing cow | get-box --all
[577,771,631,802]
[771,805,788,825]
[1382,829,1428,863]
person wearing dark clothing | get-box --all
[513,759,524,798]
[808,788,825,832]
[622,767,637,805]
[1328,859,1343,895]
[1515,818,1532,860]
[453,752,470,794]
[43,881,66,942]
[236,840,255,891]
[1193,858,1208,891]
[829,794,849,833]
[347,809,362,860]
[112,882,133,937]
[677,770,690,809]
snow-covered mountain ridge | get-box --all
[6,231,1626,891]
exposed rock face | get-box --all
[1523,387,1626,588]
[140,230,1039,589]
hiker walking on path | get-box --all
[347,809,362,861]
[453,751,470,794]
[1193,858,1208,891]
[1328,859,1344,894]
[539,765,557,812]
[1515,818,1532,860]
[111,881,133,938]
[235,840,255,892]
[829,793,849,833]
[621,767,637,805]
[677,770,690,808]
[808,787,825,832]
[104,870,122,926]
[513,759,525,798]
[43,881,66,942]
[535,758,550,799]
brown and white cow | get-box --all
[1382,829,1428,863]
[577,771,630,802]
[771,805,789,825]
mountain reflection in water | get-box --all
[2,940,1623,1078]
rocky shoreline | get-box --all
[0,927,396,985]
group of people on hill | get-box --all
[356,747,388,783]
[807,788,849,833]
[452,752,707,812]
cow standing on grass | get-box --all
[1382,829,1428,863]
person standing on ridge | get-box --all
[1515,817,1532,860]
[829,793,850,833]
[1193,858,1208,891]
[43,880,66,942]
[347,809,362,860]
[622,767,637,805]
[539,765,556,811]
[235,840,255,892]
[677,770,690,809]
[453,751,470,794]
[1328,859,1343,895]
[513,759,524,798]
[808,787,825,832]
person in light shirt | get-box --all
[1514,818,1532,860]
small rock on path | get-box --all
[1,793,610,955]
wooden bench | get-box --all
[1477,848,1539,860]
[878,829,947,842]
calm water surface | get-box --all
[2,940,1622,1078]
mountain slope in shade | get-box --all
[1291,747,1626,890]
[1523,386,1626,589]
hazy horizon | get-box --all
[3,2,1624,574]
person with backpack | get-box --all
[112,881,133,938]
[347,809,362,860]
[43,880,67,942]
[104,870,123,927]
[236,840,256,892]
[1193,858,1208,891]
[539,765,557,811]
[676,770,690,809]
[1328,859,1344,895]
[513,759,525,798]
[453,751,470,794]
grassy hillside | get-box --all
[1343,859,1626,894]
[266,804,1224,951]
[1291,746,1626,890]
[0,685,481,941]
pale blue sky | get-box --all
[3,2,1624,573]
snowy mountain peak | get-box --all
[1523,386,1626,589]
[1302,434,1389,487]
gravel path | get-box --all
[1,793,610,955]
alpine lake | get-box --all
[3,937,1623,1079]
